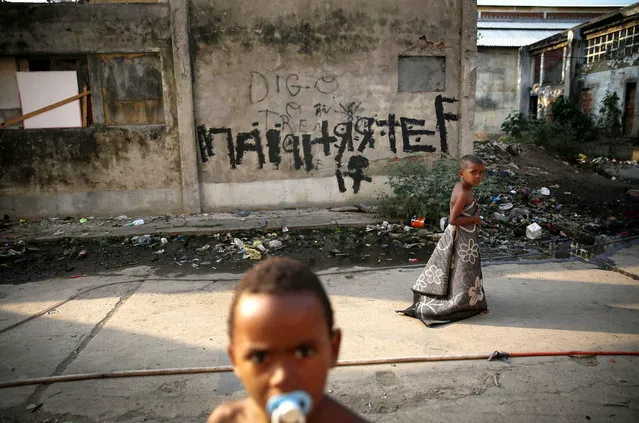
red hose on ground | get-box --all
[0,350,637,389]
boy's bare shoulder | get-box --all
[207,399,251,423]
[324,396,370,422]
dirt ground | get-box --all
[1,142,638,285]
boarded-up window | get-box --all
[398,56,446,92]
[544,48,564,85]
[100,53,165,125]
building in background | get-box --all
[520,2,639,137]
[0,0,476,218]
[474,1,633,137]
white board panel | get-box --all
[16,71,82,129]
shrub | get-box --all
[501,111,528,138]
[549,96,596,141]
[597,91,623,137]
[378,156,507,222]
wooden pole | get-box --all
[0,90,91,129]
[81,84,88,127]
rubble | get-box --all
[0,141,636,284]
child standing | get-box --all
[398,154,488,327]
[208,256,367,423]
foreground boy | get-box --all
[208,256,367,422]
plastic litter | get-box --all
[525,222,542,240]
[411,217,425,228]
[252,240,266,252]
[243,247,261,260]
[79,218,88,224]
[268,240,284,250]
[126,219,145,227]
[77,249,88,258]
[137,234,152,246]
[155,249,165,254]
[498,202,514,211]
[233,238,245,249]
[408,258,419,263]
[160,237,168,245]
[539,187,550,196]
[282,226,289,233]
[197,244,210,251]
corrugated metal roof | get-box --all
[478,21,581,29]
[478,1,634,7]
[478,29,565,47]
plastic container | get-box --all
[411,217,425,228]
[526,222,542,239]
[137,234,152,246]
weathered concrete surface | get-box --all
[584,61,639,138]
[474,47,519,137]
[0,249,637,422]
[1,208,381,242]
[169,0,202,214]
[0,2,184,219]
[191,0,474,209]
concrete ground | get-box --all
[1,246,638,422]
[4,207,380,242]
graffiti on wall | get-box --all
[198,73,460,193]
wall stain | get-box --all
[0,127,176,193]
[189,6,379,55]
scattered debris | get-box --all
[526,223,542,240]
[25,403,42,412]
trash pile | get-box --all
[473,141,635,254]
[144,231,290,269]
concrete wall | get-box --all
[474,47,520,138]
[582,58,639,137]
[0,1,476,217]
[190,0,476,210]
[0,3,184,218]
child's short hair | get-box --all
[459,154,485,169]
[228,257,334,339]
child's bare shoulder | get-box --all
[207,399,250,423]
[324,396,370,422]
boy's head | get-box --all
[459,154,485,170]
[458,154,485,187]
[227,257,341,418]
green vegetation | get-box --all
[378,156,507,222]
[597,91,623,137]
[500,96,597,161]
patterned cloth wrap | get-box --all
[399,201,487,327]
